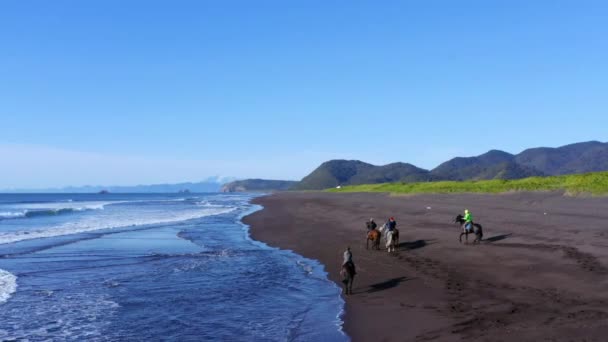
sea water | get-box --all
[0,193,347,341]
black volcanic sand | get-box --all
[243,192,608,341]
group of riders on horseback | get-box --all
[365,217,399,252]
[365,209,483,251]
[342,209,484,295]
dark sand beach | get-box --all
[244,192,608,341]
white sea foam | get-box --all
[0,199,195,220]
[16,201,116,211]
[0,207,236,245]
[0,201,116,220]
[0,211,27,219]
[195,201,224,208]
[0,269,17,304]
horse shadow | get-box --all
[398,239,436,250]
[363,276,411,294]
[484,233,512,243]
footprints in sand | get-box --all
[495,243,608,275]
[390,244,608,340]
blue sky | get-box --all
[1,1,607,188]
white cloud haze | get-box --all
[0,143,358,189]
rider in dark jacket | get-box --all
[366,218,377,231]
[387,217,397,231]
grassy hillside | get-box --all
[327,171,608,195]
[292,160,431,190]
[430,150,544,180]
[291,141,608,190]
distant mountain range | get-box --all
[9,141,607,193]
[224,141,608,191]
[2,177,235,193]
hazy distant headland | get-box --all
[1,177,235,194]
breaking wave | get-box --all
[0,269,17,304]
[0,207,235,245]
[0,202,112,220]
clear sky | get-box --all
[1,0,607,188]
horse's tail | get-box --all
[474,223,483,239]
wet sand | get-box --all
[243,192,608,341]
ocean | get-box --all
[0,193,347,341]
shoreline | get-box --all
[0,193,349,341]
[240,201,349,340]
[243,191,608,341]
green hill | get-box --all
[515,141,608,175]
[292,160,431,190]
[327,171,608,196]
[293,141,608,190]
[430,150,544,180]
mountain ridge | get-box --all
[285,140,608,190]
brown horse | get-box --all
[366,229,381,250]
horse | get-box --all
[366,229,381,250]
[340,261,356,295]
[455,214,483,244]
[379,224,400,253]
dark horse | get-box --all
[455,214,483,244]
[366,229,381,250]
[340,261,356,295]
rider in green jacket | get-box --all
[463,209,473,232]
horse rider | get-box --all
[463,209,473,233]
[366,218,377,231]
[341,247,356,295]
[387,217,397,232]
[343,246,353,265]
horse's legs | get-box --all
[366,238,369,250]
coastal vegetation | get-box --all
[327,171,608,195]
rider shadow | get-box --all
[363,276,412,294]
[398,239,436,250]
[484,233,512,243]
